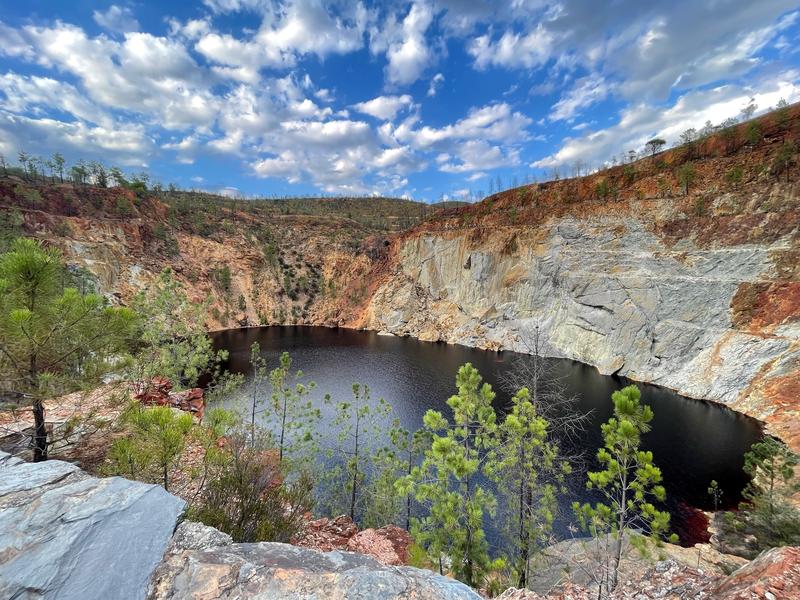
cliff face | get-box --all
[362,110,800,447]
[0,180,386,330]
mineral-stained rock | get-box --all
[346,524,412,566]
[148,521,480,600]
[292,514,413,566]
[0,451,186,600]
[711,546,800,599]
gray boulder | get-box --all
[0,451,185,600]
[148,521,481,600]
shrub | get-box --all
[746,122,761,146]
[52,220,72,237]
[726,166,744,189]
[210,265,232,292]
[191,433,314,543]
[114,196,133,217]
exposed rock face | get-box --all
[712,545,800,599]
[364,184,799,447]
[149,521,480,599]
[0,451,185,600]
[292,514,413,566]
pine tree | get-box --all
[261,351,320,467]
[573,385,675,596]
[363,424,430,529]
[0,239,135,461]
[486,387,569,588]
[323,384,392,522]
[725,437,800,551]
[400,363,501,587]
[130,268,225,393]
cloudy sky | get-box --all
[0,1,798,200]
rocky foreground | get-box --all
[1,452,799,599]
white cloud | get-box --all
[195,0,367,77]
[550,73,611,122]
[0,110,152,165]
[469,24,554,70]
[427,72,444,96]
[0,73,112,127]
[439,139,518,172]
[352,95,413,120]
[397,102,531,148]
[532,72,800,169]
[378,1,434,86]
[93,6,140,34]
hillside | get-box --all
[0,182,450,330]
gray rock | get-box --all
[0,452,185,600]
[366,208,799,415]
[149,522,481,600]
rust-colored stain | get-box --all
[732,282,800,331]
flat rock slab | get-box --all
[0,451,185,600]
[149,522,481,600]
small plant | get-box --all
[708,480,723,512]
[52,220,72,237]
[746,122,761,146]
[622,165,636,185]
[114,196,133,217]
[726,166,744,190]
[595,179,612,200]
[677,163,697,196]
[210,265,232,293]
[694,196,706,217]
[772,143,796,182]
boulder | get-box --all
[711,545,800,599]
[292,514,413,566]
[0,451,186,600]
[347,524,412,566]
[148,521,480,600]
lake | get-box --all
[213,325,763,547]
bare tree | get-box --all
[645,138,666,158]
[499,323,592,448]
[740,97,758,121]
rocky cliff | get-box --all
[362,109,800,449]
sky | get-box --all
[0,1,798,202]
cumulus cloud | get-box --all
[93,5,140,34]
[373,1,434,86]
[195,0,367,78]
[467,0,798,104]
[396,102,531,148]
[352,95,413,120]
[0,110,152,165]
[469,24,554,70]
[439,139,518,172]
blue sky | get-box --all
[0,1,798,201]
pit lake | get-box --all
[213,325,763,547]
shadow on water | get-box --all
[212,325,763,547]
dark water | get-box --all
[212,326,762,546]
